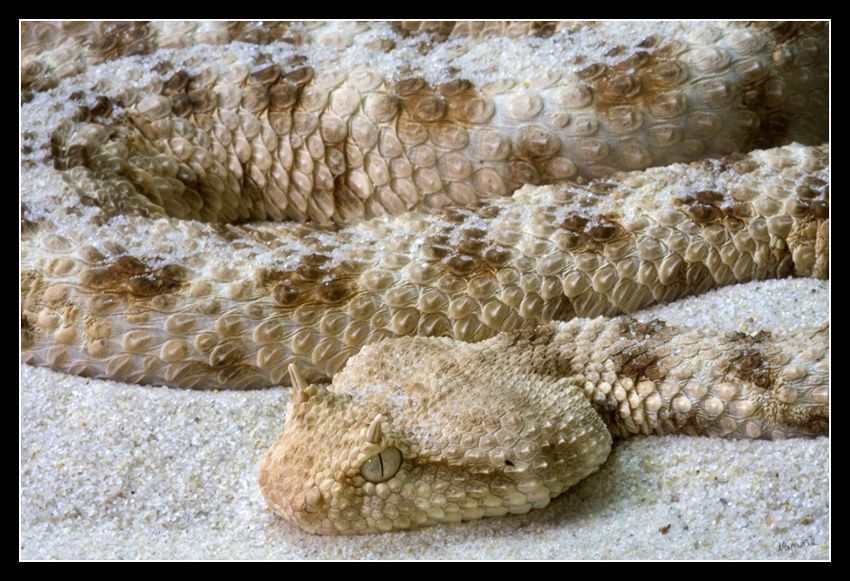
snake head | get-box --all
[259,336,613,535]
[259,364,416,534]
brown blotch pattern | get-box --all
[258,257,356,309]
[28,20,828,231]
[725,330,774,389]
[613,318,669,382]
[20,23,829,392]
[80,255,191,298]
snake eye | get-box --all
[359,446,403,483]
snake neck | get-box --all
[539,318,829,439]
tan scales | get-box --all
[20,21,829,535]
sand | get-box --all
[20,277,830,560]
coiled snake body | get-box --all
[20,21,829,535]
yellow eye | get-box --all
[359,446,403,483]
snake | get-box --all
[20,21,829,535]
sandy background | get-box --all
[20,20,830,561]
[20,277,829,560]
